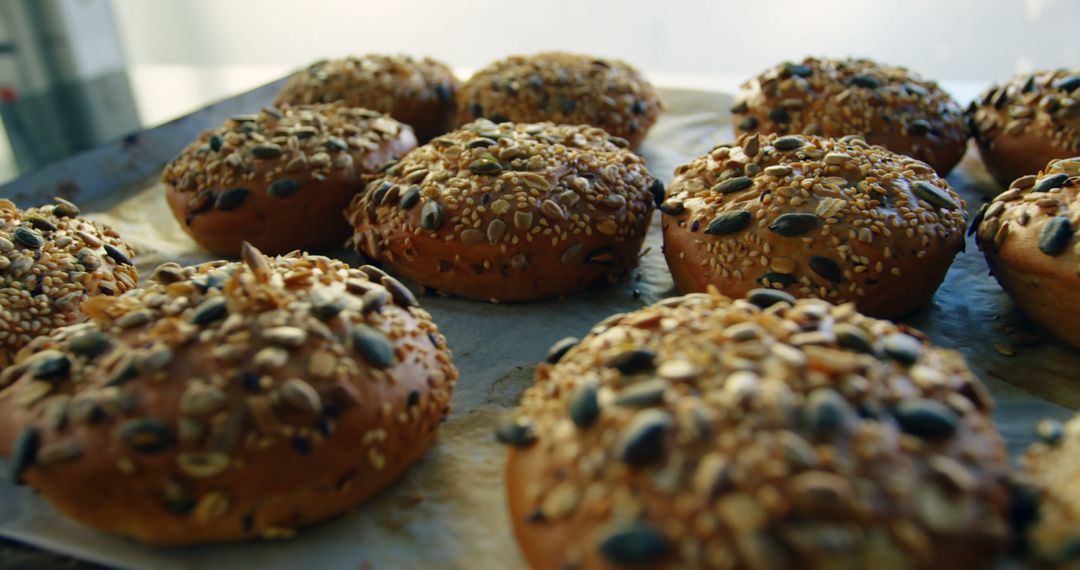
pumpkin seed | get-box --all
[14,227,43,249]
[747,288,795,308]
[714,176,753,194]
[809,256,843,282]
[215,187,249,211]
[569,381,600,428]
[705,210,751,235]
[9,426,40,484]
[606,349,656,374]
[597,521,670,565]
[352,324,396,369]
[883,333,921,365]
[494,416,536,447]
[468,157,503,175]
[1039,216,1073,255]
[893,399,958,440]
[546,337,578,363]
[912,181,959,210]
[614,379,669,408]
[267,179,300,198]
[420,200,444,231]
[617,409,671,467]
[251,144,283,159]
[120,418,175,454]
[769,213,819,236]
[774,136,804,151]
[30,350,70,380]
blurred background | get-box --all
[0,0,1077,185]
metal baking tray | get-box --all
[0,78,1076,570]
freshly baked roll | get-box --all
[275,54,459,143]
[967,69,1080,188]
[0,245,457,545]
[0,198,137,368]
[458,52,661,149]
[163,104,417,257]
[1020,415,1080,568]
[499,289,1011,569]
[661,133,967,319]
[732,57,968,175]
[974,157,1080,348]
[345,119,659,302]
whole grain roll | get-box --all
[458,52,661,149]
[967,70,1080,188]
[0,198,137,368]
[163,104,416,257]
[732,57,968,175]
[1020,415,1080,568]
[974,156,1080,348]
[661,133,966,319]
[0,245,457,545]
[275,54,459,143]
[499,289,1011,569]
[346,119,660,302]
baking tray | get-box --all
[0,81,1077,570]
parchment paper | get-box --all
[0,87,1077,570]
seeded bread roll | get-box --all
[661,133,967,319]
[345,119,660,302]
[974,157,1080,348]
[1020,415,1080,568]
[498,289,1012,569]
[967,70,1080,188]
[458,52,661,149]
[163,104,417,257]
[732,57,968,175]
[275,55,459,143]
[0,198,137,368]
[0,245,457,545]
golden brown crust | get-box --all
[967,70,1080,187]
[345,120,659,303]
[457,52,661,149]
[975,157,1080,348]
[0,198,138,367]
[162,104,417,257]
[661,133,966,320]
[275,55,460,143]
[500,290,1011,569]
[0,247,458,545]
[732,57,969,175]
